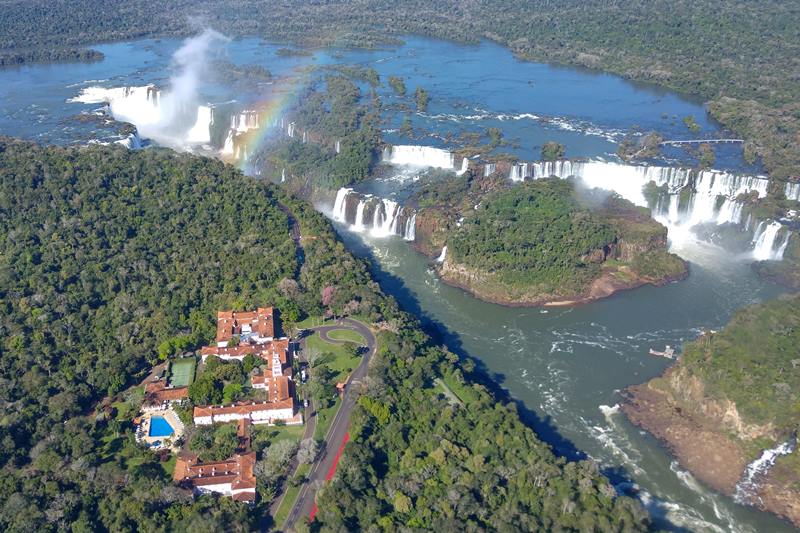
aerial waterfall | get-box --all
[505,159,791,258]
[752,222,791,261]
[331,188,416,240]
[734,437,796,505]
[186,105,213,144]
[382,145,460,171]
[457,157,469,176]
[786,182,800,202]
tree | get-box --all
[415,87,429,112]
[222,383,243,404]
[388,76,406,96]
[541,141,565,161]
[297,438,320,464]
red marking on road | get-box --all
[309,432,350,521]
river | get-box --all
[0,33,794,532]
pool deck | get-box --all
[136,408,185,450]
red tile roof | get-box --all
[173,451,256,502]
[201,338,291,366]
[192,398,295,419]
[216,307,275,342]
[144,381,188,405]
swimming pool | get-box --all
[148,416,174,438]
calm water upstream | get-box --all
[0,34,792,532]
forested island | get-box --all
[413,174,687,306]
[623,295,800,527]
[0,138,649,531]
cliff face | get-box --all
[412,208,450,257]
[623,364,800,527]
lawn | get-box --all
[325,329,365,344]
[314,397,341,441]
[305,332,361,382]
[274,463,311,527]
[168,357,196,388]
[251,424,305,451]
[441,372,479,404]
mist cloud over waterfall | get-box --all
[71,29,228,149]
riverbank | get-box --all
[621,295,800,528]
[437,257,687,307]
[622,369,800,527]
[413,178,688,307]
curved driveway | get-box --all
[283,317,376,530]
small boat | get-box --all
[649,345,678,359]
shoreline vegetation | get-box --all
[413,175,688,307]
[622,295,800,528]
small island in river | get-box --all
[413,172,688,306]
[623,295,800,527]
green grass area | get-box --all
[314,397,341,441]
[434,378,462,406]
[325,329,365,344]
[274,463,311,527]
[441,372,479,404]
[306,332,360,382]
[161,455,176,476]
[251,424,305,451]
[168,357,196,388]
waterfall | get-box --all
[281,168,286,183]
[436,246,447,263]
[332,188,352,222]
[222,130,234,155]
[335,140,341,154]
[302,131,308,143]
[382,145,458,170]
[456,157,469,176]
[186,105,212,144]
[786,182,800,202]
[752,221,788,260]
[484,163,496,177]
[370,199,400,237]
[353,200,367,232]
[287,122,295,138]
[330,188,415,239]
[231,110,260,133]
[115,130,142,149]
[404,213,416,241]
[734,437,796,505]
[505,159,788,256]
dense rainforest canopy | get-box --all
[448,178,617,290]
[680,295,800,438]
[0,139,648,531]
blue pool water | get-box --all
[148,416,174,438]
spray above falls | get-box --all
[70,29,229,149]
[501,159,793,261]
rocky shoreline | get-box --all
[622,366,800,527]
[433,255,688,308]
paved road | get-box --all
[283,318,377,530]
[268,340,317,519]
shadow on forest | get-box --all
[337,229,693,533]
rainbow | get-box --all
[222,73,310,170]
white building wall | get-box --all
[195,483,234,496]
